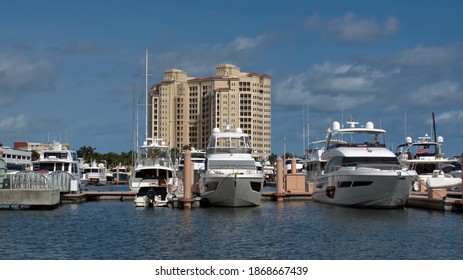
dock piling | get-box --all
[275,157,284,201]
[180,150,193,209]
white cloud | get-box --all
[154,35,268,78]
[274,61,387,109]
[436,110,463,123]
[0,114,28,131]
[305,12,400,42]
[393,44,462,68]
[212,35,267,55]
[410,80,460,105]
[383,17,400,36]
[0,54,54,95]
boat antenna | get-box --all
[432,112,437,142]
[404,112,407,141]
[302,104,305,156]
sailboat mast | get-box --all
[145,48,149,142]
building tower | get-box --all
[148,64,271,160]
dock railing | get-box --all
[3,171,77,192]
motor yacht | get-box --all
[81,161,107,186]
[312,118,417,208]
[395,134,461,191]
[199,126,264,207]
[130,138,177,206]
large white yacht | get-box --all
[395,134,461,191]
[312,118,417,208]
[32,141,82,188]
[199,126,265,207]
[130,138,177,207]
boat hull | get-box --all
[312,168,417,208]
[200,173,264,207]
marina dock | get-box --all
[1,161,462,211]
[2,186,462,211]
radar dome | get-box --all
[212,128,220,133]
[332,121,341,131]
[406,137,412,144]
[437,136,444,143]
[235,128,243,133]
[365,121,374,129]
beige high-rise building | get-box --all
[148,64,271,159]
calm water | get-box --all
[0,185,462,260]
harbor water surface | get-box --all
[1,185,462,260]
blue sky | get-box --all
[1,0,463,157]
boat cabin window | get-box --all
[331,132,384,147]
[325,157,343,173]
[44,152,68,159]
[207,160,256,170]
[55,163,63,171]
[325,156,400,173]
[208,135,252,154]
[342,156,399,166]
[71,152,78,161]
[135,169,172,179]
[36,163,55,172]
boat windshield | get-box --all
[207,135,252,154]
[403,144,437,157]
[207,160,256,170]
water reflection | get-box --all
[1,193,462,260]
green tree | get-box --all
[268,153,278,166]
[32,150,40,161]
[77,146,97,162]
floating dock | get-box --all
[407,191,462,211]
[61,191,136,203]
[0,188,60,209]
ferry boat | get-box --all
[312,118,417,208]
[199,126,265,207]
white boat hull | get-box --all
[200,173,264,207]
[425,177,461,190]
[312,168,417,208]
[134,186,170,207]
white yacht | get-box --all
[199,126,265,207]
[395,134,461,191]
[32,141,82,189]
[312,118,417,208]
[81,161,107,186]
[305,140,330,182]
[130,138,177,207]
[111,165,130,184]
